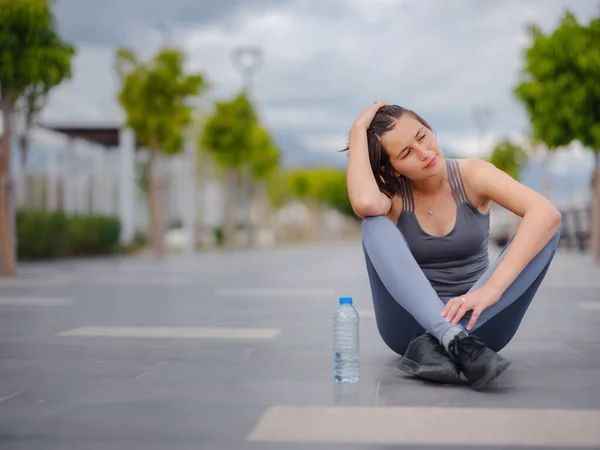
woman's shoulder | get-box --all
[454,157,496,185]
[454,156,526,202]
[452,157,496,211]
[454,157,488,172]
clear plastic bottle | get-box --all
[333,297,360,383]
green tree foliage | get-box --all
[489,139,528,180]
[249,125,280,180]
[514,9,600,262]
[201,93,257,171]
[14,14,75,206]
[201,92,280,248]
[115,46,206,259]
[0,0,75,277]
[514,10,600,151]
[268,168,354,217]
[314,169,354,217]
[489,139,528,237]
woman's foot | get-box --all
[397,333,463,384]
[447,332,511,390]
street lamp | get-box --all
[231,45,264,94]
[231,45,264,247]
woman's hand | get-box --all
[441,285,503,330]
[352,101,389,131]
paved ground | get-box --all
[0,240,599,449]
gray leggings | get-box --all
[361,216,560,355]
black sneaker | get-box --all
[397,333,462,384]
[448,332,511,390]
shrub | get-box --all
[16,210,121,260]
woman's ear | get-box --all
[381,167,400,177]
[382,165,400,177]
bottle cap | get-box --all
[339,297,353,304]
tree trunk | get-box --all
[223,168,237,249]
[243,165,255,248]
[250,179,268,247]
[592,152,600,264]
[17,111,32,208]
[148,149,165,260]
[0,88,16,277]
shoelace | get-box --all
[449,335,485,361]
[433,340,448,355]
[423,334,450,355]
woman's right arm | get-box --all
[346,103,392,218]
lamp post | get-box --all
[231,46,263,247]
[231,45,264,94]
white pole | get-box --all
[62,138,74,214]
[46,148,58,211]
[92,149,104,214]
[119,128,135,245]
[181,130,196,254]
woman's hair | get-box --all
[342,105,434,199]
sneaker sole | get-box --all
[398,357,462,384]
[470,359,511,391]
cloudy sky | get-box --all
[45,0,599,167]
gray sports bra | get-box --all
[396,158,491,297]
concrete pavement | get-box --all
[0,241,599,449]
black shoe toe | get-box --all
[448,332,511,390]
[397,333,462,384]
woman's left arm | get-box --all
[466,158,562,297]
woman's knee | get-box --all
[361,215,398,247]
[549,228,561,250]
[362,215,394,232]
[372,307,425,356]
[377,326,411,355]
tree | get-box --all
[267,168,354,218]
[201,93,281,248]
[266,167,355,241]
[201,93,258,249]
[489,139,529,236]
[115,47,206,259]
[0,0,75,277]
[489,139,528,180]
[13,28,74,206]
[246,125,280,244]
[249,125,280,181]
[311,169,355,218]
[514,9,600,262]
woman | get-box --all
[345,101,561,390]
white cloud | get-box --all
[303,135,348,153]
[40,45,123,124]
[43,0,600,164]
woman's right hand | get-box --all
[352,101,390,131]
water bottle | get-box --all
[333,297,360,383]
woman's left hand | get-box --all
[441,285,503,330]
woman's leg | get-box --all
[363,251,425,354]
[460,230,560,352]
[361,216,464,353]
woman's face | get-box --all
[379,114,444,181]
